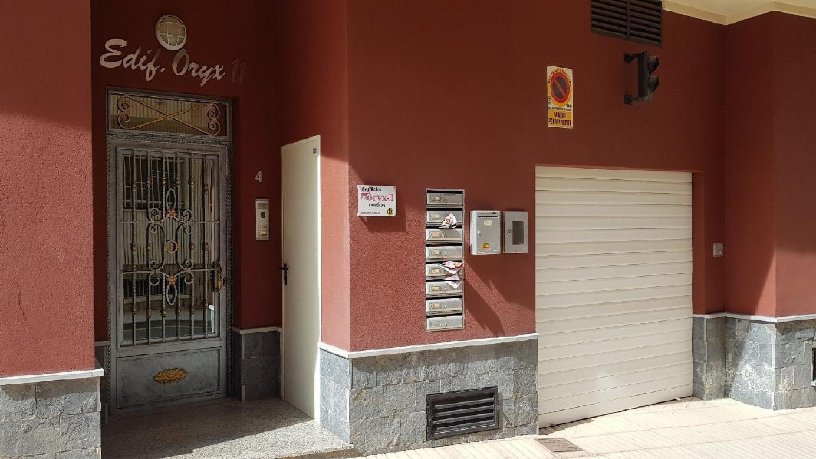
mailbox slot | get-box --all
[426,315,464,331]
[426,281,464,297]
[426,297,464,316]
[426,263,465,280]
[426,228,464,243]
[426,210,464,225]
[425,245,464,261]
[427,192,464,207]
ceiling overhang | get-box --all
[664,1,816,25]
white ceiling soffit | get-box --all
[664,0,816,25]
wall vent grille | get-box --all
[591,0,663,46]
[426,387,499,440]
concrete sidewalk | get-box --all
[363,397,816,458]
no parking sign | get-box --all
[547,66,574,129]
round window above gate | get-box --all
[155,15,187,51]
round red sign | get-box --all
[549,70,572,105]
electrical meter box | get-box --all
[503,211,529,253]
[470,211,501,255]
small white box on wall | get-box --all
[470,211,501,255]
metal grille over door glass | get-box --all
[119,148,222,345]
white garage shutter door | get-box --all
[535,167,693,427]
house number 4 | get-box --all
[255,171,263,183]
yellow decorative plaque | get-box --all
[153,368,188,384]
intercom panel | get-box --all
[255,199,270,241]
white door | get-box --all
[281,136,321,418]
[535,167,693,427]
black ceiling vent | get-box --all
[426,387,499,440]
[591,0,663,46]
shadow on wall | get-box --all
[465,266,507,337]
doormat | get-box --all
[537,437,584,453]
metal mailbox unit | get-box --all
[425,189,466,331]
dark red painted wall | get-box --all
[274,0,351,350]
[0,2,94,375]
[345,1,726,350]
[725,13,816,318]
[771,14,816,317]
[91,1,279,340]
[724,14,778,317]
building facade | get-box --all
[1,0,816,457]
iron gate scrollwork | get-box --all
[110,91,229,138]
[120,149,222,345]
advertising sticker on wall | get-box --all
[547,66,574,129]
[357,185,397,217]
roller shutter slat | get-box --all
[538,318,691,348]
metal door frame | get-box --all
[105,88,233,412]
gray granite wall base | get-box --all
[695,315,816,410]
[773,319,816,409]
[0,377,101,458]
[693,316,726,400]
[320,339,538,455]
[231,330,281,401]
[94,344,111,420]
[725,317,778,408]
[320,350,351,443]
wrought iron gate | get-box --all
[107,90,231,409]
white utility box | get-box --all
[470,210,501,255]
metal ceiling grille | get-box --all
[426,387,499,440]
[591,0,663,46]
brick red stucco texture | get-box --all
[0,1,94,376]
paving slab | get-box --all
[102,398,355,458]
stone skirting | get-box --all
[94,344,111,419]
[692,316,727,400]
[231,329,281,400]
[0,376,101,458]
[694,315,816,410]
[319,338,538,454]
